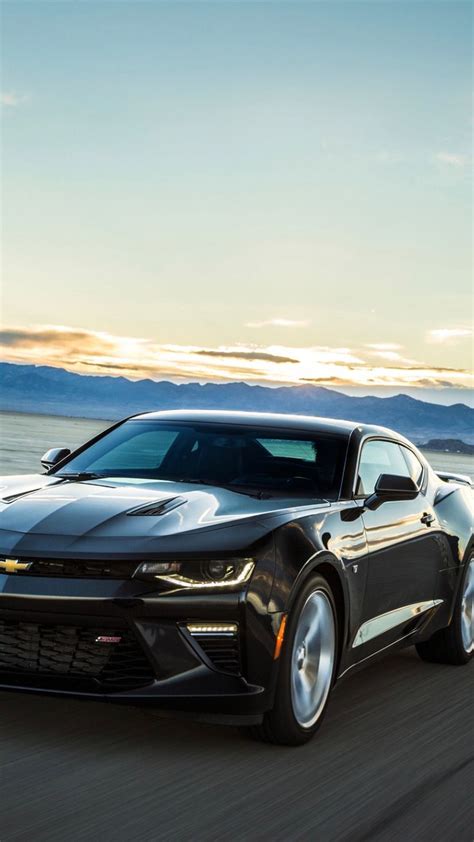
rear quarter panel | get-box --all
[431,483,474,626]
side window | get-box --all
[356,440,411,496]
[401,446,424,487]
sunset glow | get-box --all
[1,324,472,391]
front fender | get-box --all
[268,508,369,664]
[283,550,348,614]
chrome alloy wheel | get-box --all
[290,590,336,729]
[461,559,474,654]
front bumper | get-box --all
[0,573,278,717]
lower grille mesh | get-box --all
[0,620,155,690]
[191,633,241,675]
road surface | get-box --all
[0,647,472,841]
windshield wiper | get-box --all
[161,477,268,499]
[206,482,268,499]
[56,472,104,482]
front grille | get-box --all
[190,631,241,675]
[0,620,155,690]
[0,558,138,579]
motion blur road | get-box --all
[1,648,472,842]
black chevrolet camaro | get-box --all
[0,410,472,745]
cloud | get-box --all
[196,349,299,364]
[245,318,310,329]
[434,152,468,167]
[364,345,418,365]
[1,92,28,107]
[0,326,117,349]
[301,377,350,385]
[428,328,472,343]
[365,343,403,352]
[77,359,268,379]
[361,358,470,375]
[0,323,472,391]
[368,351,404,362]
[416,378,455,388]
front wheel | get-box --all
[416,556,474,665]
[249,575,337,746]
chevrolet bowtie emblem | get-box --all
[0,558,32,573]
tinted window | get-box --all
[56,421,348,499]
[83,429,179,472]
[256,438,316,461]
[401,447,424,486]
[356,439,412,496]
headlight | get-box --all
[133,558,255,588]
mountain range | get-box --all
[1,362,473,444]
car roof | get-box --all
[131,409,407,442]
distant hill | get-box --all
[421,439,474,455]
[1,362,473,444]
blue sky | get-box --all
[1,1,472,396]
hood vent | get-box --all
[126,495,186,517]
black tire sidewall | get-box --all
[270,574,338,744]
[452,555,473,662]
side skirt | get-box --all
[337,599,444,680]
[352,599,444,648]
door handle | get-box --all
[421,512,435,526]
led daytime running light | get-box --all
[187,623,238,635]
[156,561,255,589]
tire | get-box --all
[249,575,338,746]
[416,555,474,666]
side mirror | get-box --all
[41,447,71,470]
[365,473,418,510]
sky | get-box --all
[1,0,472,401]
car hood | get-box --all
[0,474,330,558]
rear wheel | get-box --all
[416,556,474,665]
[249,575,337,746]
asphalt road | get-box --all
[0,647,472,842]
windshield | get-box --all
[55,420,348,499]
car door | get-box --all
[354,438,443,654]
